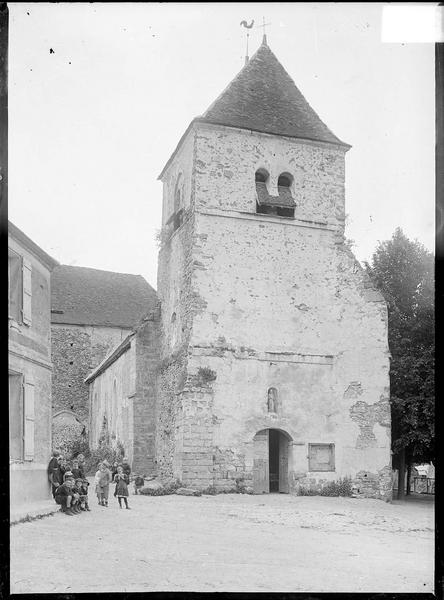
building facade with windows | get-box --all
[155,39,392,498]
[8,222,58,507]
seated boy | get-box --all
[74,478,87,510]
[63,470,75,483]
[71,459,84,480]
[134,475,144,495]
[55,479,76,516]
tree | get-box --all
[365,228,434,499]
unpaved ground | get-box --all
[10,493,434,593]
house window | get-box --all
[308,443,335,471]
[8,249,22,322]
[9,373,35,462]
[8,248,32,325]
[9,373,23,461]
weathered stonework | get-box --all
[155,45,391,499]
[51,324,131,427]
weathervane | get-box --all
[240,19,254,64]
[240,17,271,64]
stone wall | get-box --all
[133,307,161,476]
[51,324,131,425]
[156,206,196,481]
[157,122,391,498]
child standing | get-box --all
[113,466,131,509]
[95,462,112,506]
[80,479,91,510]
[134,475,144,495]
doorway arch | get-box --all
[252,428,292,494]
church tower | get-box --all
[156,39,392,499]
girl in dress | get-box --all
[113,465,131,509]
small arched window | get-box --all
[276,172,295,218]
[255,169,271,215]
[278,173,293,188]
[267,387,278,413]
[255,168,269,184]
[173,175,184,231]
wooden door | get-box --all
[253,429,269,494]
[279,433,289,493]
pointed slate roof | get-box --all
[159,39,349,179]
[201,39,347,146]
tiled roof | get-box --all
[200,40,349,147]
[255,182,296,208]
[51,265,157,327]
[158,40,349,180]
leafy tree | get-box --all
[365,228,434,498]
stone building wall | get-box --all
[133,308,161,476]
[88,340,137,462]
[51,324,131,425]
[157,122,391,499]
[87,311,161,476]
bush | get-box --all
[201,485,218,495]
[85,441,125,475]
[141,480,182,496]
[298,477,353,497]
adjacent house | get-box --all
[8,221,58,507]
[85,304,160,475]
[50,265,157,447]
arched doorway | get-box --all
[253,428,291,494]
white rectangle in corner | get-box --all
[382,5,444,43]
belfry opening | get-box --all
[253,428,291,494]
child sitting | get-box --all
[63,470,74,483]
[113,466,131,509]
[134,475,144,495]
[54,479,77,516]
[71,459,84,480]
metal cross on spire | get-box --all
[259,16,271,44]
[240,17,271,64]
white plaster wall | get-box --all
[161,132,195,225]
[89,343,136,463]
[158,120,390,490]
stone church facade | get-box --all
[155,39,391,499]
[87,39,392,499]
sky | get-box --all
[8,3,435,289]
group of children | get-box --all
[47,451,90,516]
[47,451,141,516]
[94,458,132,509]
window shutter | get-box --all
[22,258,32,326]
[23,377,35,461]
[309,444,335,471]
